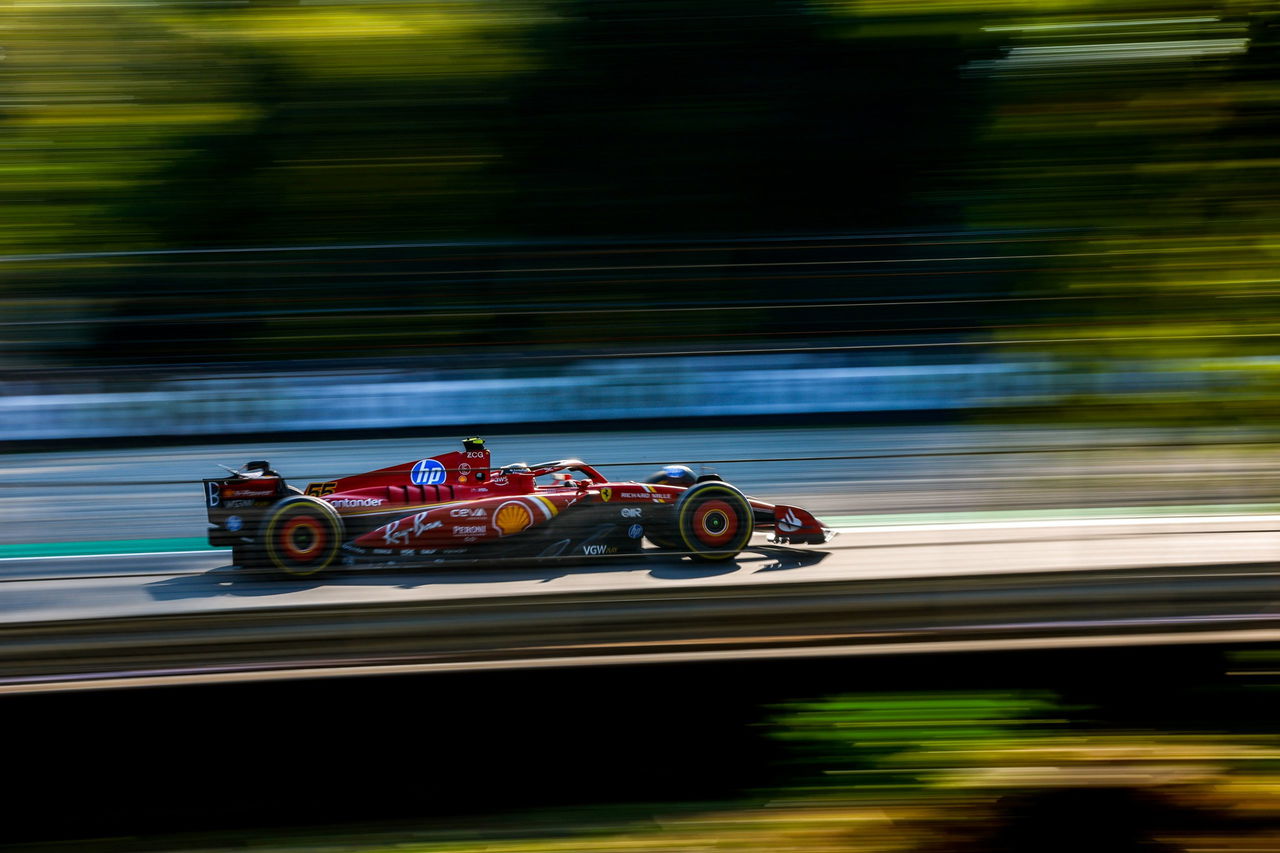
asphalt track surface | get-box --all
[1,514,1276,627]
[3,423,1279,543]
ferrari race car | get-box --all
[204,438,834,576]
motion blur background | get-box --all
[4,0,1280,434]
[7,1,1280,852]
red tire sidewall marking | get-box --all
[281,515,326,561]
[692,499,738,546]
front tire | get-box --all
[674,481,754,562]
[258,496,343,577]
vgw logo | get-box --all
[582,544,614,556]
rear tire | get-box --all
[258,496,343,577]
[674,481,754,562]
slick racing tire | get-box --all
[674,481,754,562]
[257,496,344,577]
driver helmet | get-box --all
[644,465,697,487]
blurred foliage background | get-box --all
[64,682,1280,852]
[3,0,1280,420]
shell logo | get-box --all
[494,501,534,536]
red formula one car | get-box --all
[204,438,833,576]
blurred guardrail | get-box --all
[1,560,1274,693]
[0,353,1254,442]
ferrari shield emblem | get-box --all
[601,488,612,502]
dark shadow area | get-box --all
[749,545,833,572]
[645,545,830,579]
[146,564,328,599]
[645,560,743,580]
[979,787,1189,853]
[144,545,827,600]
[908,786,1212,853]
[0,643,1248,845]
[11,556,1274,836]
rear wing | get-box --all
[203,475,292,547]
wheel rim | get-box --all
[691,499,739,546]
[281,516,326,562]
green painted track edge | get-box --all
[0,537,221,559]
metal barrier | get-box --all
[0,354,1239,441]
